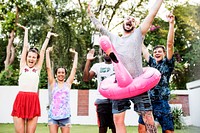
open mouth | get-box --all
[126,22,132,27]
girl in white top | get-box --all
[11,23,58,133]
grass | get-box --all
[0,123,200,133]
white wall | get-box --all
[0,86,138,125]
[186,79,200,127]
[0,86,191,126]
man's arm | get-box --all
[166,13,175,60]
[87,2,109,36]
[83,49,96,82]
[140,0,163,36]
[142,43,150,62]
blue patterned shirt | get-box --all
[148,56,175,101]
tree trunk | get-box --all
[4,30,15,70]
[4,6,19,70]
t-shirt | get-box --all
[90,62,115,99]
[148,56,175,101]
[101,27,144,78]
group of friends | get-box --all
[11,0,176,133]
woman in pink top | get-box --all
[46,47,78,133]
[11,23,58,133]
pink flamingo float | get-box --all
[98,35,161,100]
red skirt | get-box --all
[11,91,41,119]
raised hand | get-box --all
[166,12,175,23]
[87,0,93,17]
[16,23,29,30]
[69,48,78,54]
[46,46,53,53]
[87,48,96,60]
[47,31,58,37]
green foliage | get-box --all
[172,107,184,129]
[1,0,200,91]
[39,66,48,89]
[0,65,19,85]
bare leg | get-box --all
[13,117,25,133]
[26,116,38,133]
[61,124,70,133]
[49,124,59,133]
[113,112,126,133]
[164,130,174,133]
[138,123,147,133]
[141,111,157,133]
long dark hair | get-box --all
[54,67,67,76]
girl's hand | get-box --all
[16,23,29,30]
[47,31,58,37]
[166,12,175,23]
[46,46,53,52]
[69,48,77,54]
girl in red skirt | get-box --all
[11,23,58,133]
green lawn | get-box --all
[0,123,199,133]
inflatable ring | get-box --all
[98,35,161,100]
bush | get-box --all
[0,65,19,85]
[172,107,184,129]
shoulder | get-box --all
[65,81,72,89]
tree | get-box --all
[1,0,199,91]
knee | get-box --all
[138,124,146,133]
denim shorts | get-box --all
[112,92,152,114]
[138,100,174,132]
[48,117,71,127]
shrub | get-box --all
[172,107,184,129]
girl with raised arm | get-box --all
[46,47,78,133]
[11,24,58,133]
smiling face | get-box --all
[26,51,38,68]
[153,46,166,62]
[55,68,66,82]
[123,16,136,33]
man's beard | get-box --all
[123,24,134,32]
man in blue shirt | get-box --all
[140,13,175,133]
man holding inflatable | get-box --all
[141,13,175,133]
[87,0,164,133]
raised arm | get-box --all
[140,0,163,36]
[66,49,78,85]
[46,47,55,86]
[17,24,29,69]
[83,49,96,82]
[142,43,150,62]
[36,31,58,70]
[166,13,175,60]
[87,2,109,35]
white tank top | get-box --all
[18,66,40,92]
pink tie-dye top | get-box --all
[49,82,71,120]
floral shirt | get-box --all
[148,56,175,101]
[49,83,71,120]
